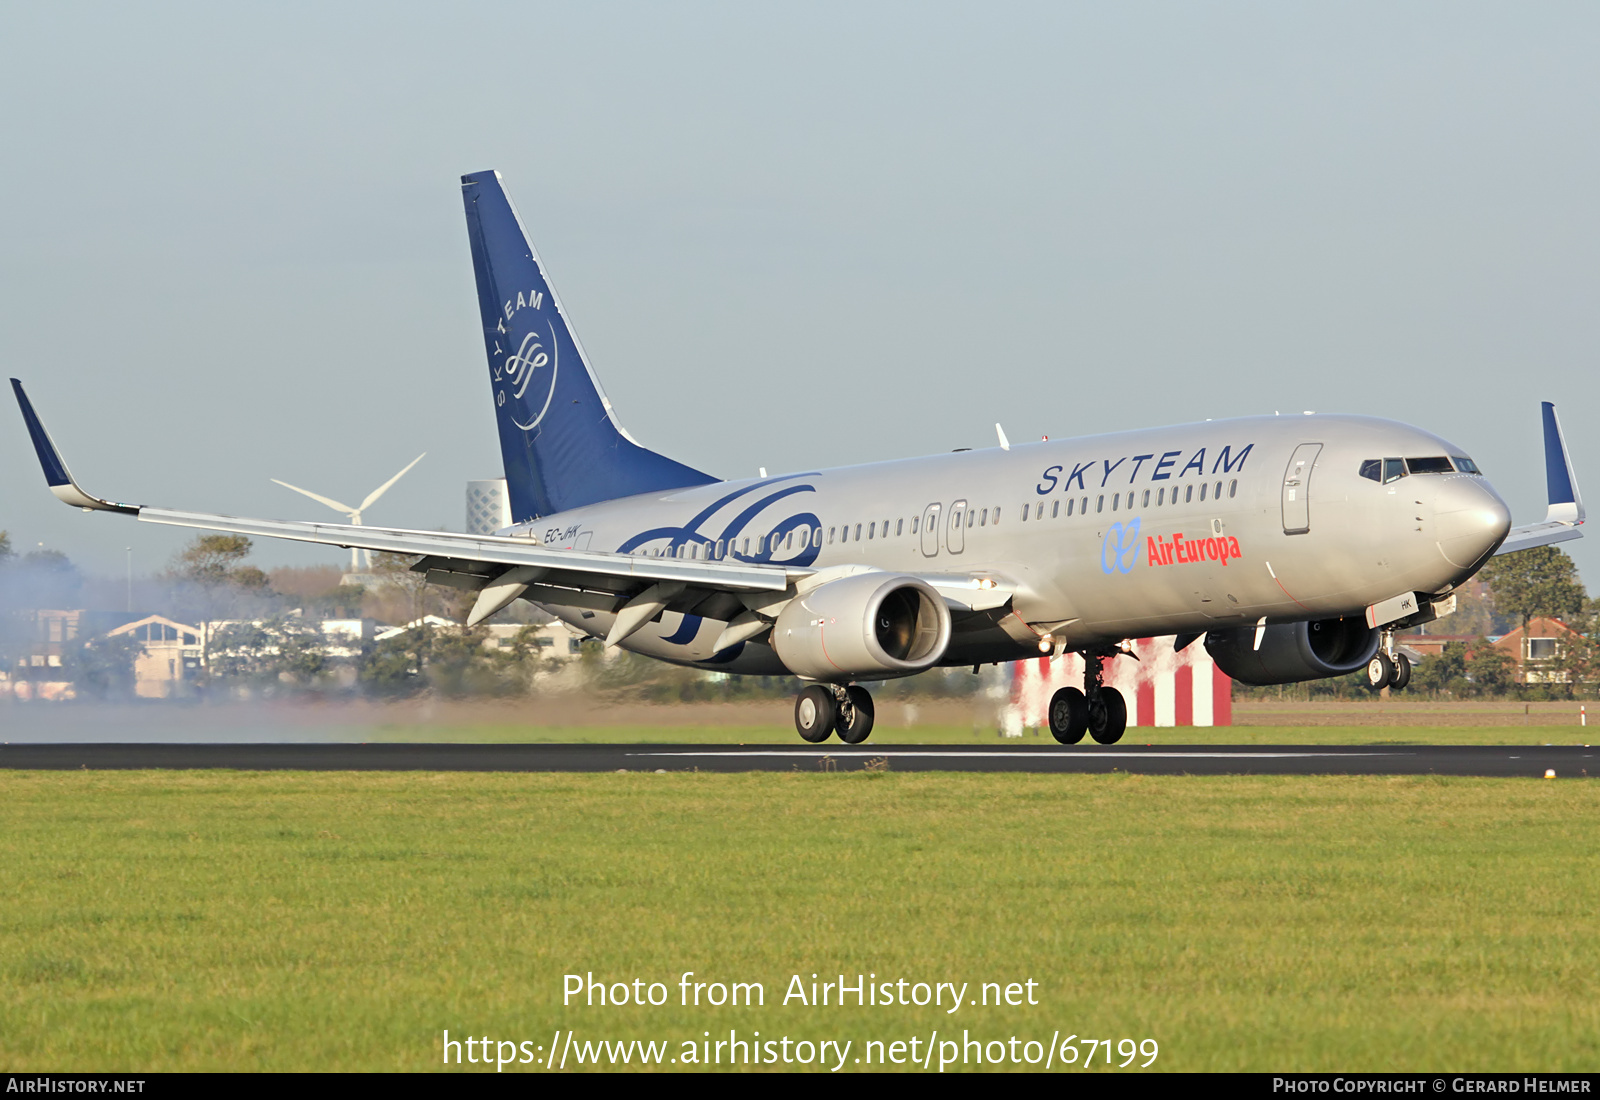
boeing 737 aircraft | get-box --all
[11,171,1587,745]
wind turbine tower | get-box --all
[271,453,426,572]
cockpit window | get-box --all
[1359,459,1382,482]
[1453,456,1481,475]
[1406,456,1455,475]
[1382,458,1406,484]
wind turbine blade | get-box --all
[270,479,358,516]
[357,452,426,514]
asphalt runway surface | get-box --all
[0,743,1594,777]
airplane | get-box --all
[10,170,1586,746]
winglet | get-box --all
[10,379,140,514]
[1493,400,1586,556]
[1540,401,1584,525]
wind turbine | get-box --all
[271,453,426,572]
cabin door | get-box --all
[1281,443,1322,534]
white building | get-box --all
[466,479,513,535]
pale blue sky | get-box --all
[3,2,1598,582]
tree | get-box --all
[1411,639,1471,696]
[175,535,256,585]
[1478,546,1587,633]
[1465,644,1518,697]
[0,530,12,564]
[206,617,328,690]
[62,634,145,700]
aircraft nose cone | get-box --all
[1435,476,1512,570]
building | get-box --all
[1,609,140,700]
[105,615,204,698]
[1490,617,1583,684]
[466,479,513,535]
[1003,637,1232,734]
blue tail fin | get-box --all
[461,171,718,521]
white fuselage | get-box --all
[510,413,1511,676]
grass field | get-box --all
[3,770,1597,1072]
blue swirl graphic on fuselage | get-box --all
[615,474,822,569]
[1101,517,1142,575]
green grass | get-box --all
[356,722,1597,745]
[2,771,1597,1072]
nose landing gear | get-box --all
[1048,651,1128,745]
[793,683,877,744]
[1365,633,1412,691]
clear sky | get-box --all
[2,2,1597,584]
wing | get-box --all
[11,380,1015,647]
[1494,401,1586,556]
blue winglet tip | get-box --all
[1541,401,1576,506]
[10,378,74,489]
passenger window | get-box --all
[1082,496,1089,514]
[787,530,796,550]
[715,539,725,557]
[1096,495,1105,513]
[742,538,750,555]
[1111,494,1119,512]
[855,523,863,540]
[1383,458,1405,484]
[813,528,822,548]
[868,522,876,539]
[896,519,903,535]
[1157,487,1165,505]
[1054,500,1062,518]
[841,526,850,543]
[1359,459,1381,482]
[911,517,919,534]
[1022,503,1030,521]
[1229,479,1237,498]
[967,510,975,528]
[1142,490,1150,508]
[980,509,988,526]
[992,507,1000,524]
[757,537,765,554]
[828,527,835,544]
[1214,481,1221,499]
[1185,485,1193,503]
[1199,483,1207,502]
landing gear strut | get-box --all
[1048,651,1128,745]
[793,684,876,744]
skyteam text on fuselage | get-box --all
[12,170,1586,745]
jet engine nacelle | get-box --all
[771,573,951,682]
[1204,618,1380,686]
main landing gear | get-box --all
[794,684,876,744]
[1048,651,1128,745]
[1365,632,1412,692]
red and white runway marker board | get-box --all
[1003,637,1232,734]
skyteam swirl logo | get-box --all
[617,474,822,569]
[492,320,560,431]
[1101,517,1142,575]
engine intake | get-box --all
[1204,618,1380,686]
[772,573,951,681]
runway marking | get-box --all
[630,750,1409,759]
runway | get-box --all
[0,742,1594,776]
